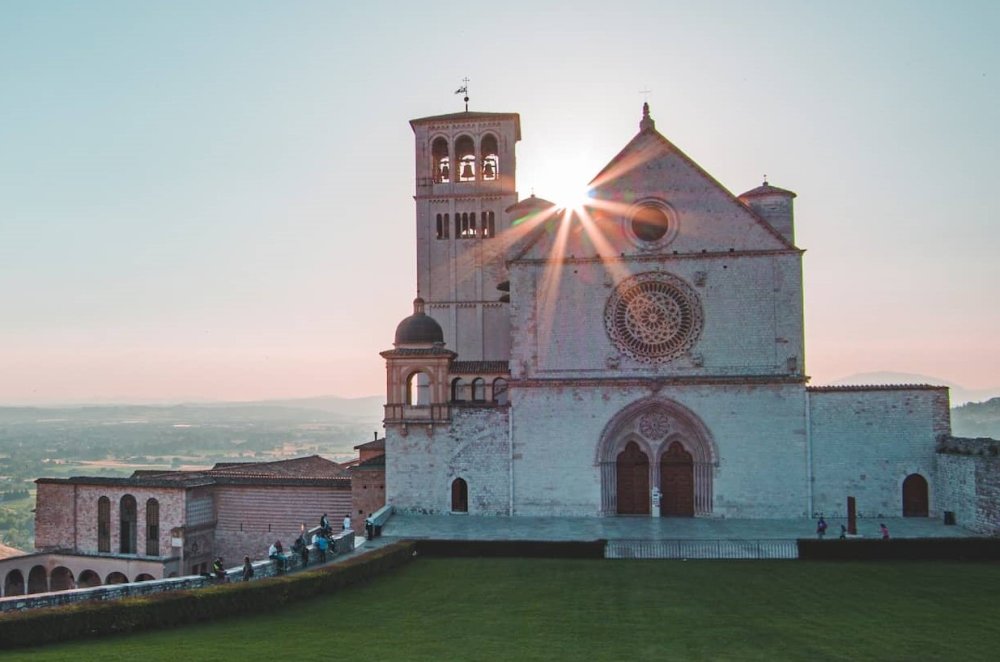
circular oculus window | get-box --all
[625,200,677,249]
[604,272,703,363]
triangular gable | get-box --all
[509,122,796,264]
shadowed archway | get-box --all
[597,397,716,516]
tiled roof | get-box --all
[0,542,24,560]
[451,360,510,375]
[206,455,348,480]
[353,455,386,469]
[738,182,797,199]
[354,437,385,451]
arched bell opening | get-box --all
[455,135,476,182]
[432,136,450,183]
[481,134,499,181]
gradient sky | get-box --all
[2,1,998,404]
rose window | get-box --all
[604,273,703,362]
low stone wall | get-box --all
[0,530,355,614]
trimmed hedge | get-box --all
[0,541,416,651]
[798,537,1000,561]
[415,539,607,559]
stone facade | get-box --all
[936,437,1000,534]
[381,103,961,522]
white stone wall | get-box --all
[509,383,809,517]
[808,388,949,518]
[508,252,803,381]
[934,454,977,527]
[386,407,510,516]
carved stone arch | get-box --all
[596,397,716,516]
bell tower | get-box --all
[409,109,521,362]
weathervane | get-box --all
[455,77,470,111]
[639,87,652,103]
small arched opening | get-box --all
[77,569,101,588]
[4,569,25,597]
[481,134,499,181]
[471,377,486,402]
[407,371,431,406]
[455,135,476,182]
[120,494,137,554]
[451,477,468,513]
[27,565,48,594]
[436,212,450,239]
[451,377,468,403]
[97,495,111,553]
[135,573,156,582]
[902,473,929,517]
[106,571,129,585]
[492,378,509,405]
[50,566,75,591]
[432,137,450,183]
[146,498,160,556]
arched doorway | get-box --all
[616,441,650,515]
[660,442,694,517]
[902,473,929,517]
[597,398,716,517]
[451,478,468,513]
[4,569,25,597]
[77,570,101,588]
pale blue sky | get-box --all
[2,1,998,403]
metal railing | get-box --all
[605,538,798,560]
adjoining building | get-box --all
[380,103,959,522]
[10,455,352,596]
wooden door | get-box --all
[902,473,928,517]
[451,478,468,513]
[616,442,650,515]
[660,441,694,517]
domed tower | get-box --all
[380,298,456,433]
[738,179,797,245]
[409,109,521,362]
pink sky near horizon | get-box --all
[2,2,997,406]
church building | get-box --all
[381,104,950,520]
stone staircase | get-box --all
[605,538,798,560]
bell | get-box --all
[440,164,449,181]
[460,162,474,180]
[483,161,495,179]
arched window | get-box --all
[455,135,476,182]
[432,137,450,183]
[146,498,160,556]
[482,211,496,238]
[97,496,111,553]
[50,567,75,591]
[451,377,468,402]
[492,378,509,405]
[77,570,101,588]
[457,212,477,239]
[4,569,25,597]
[436,213,450,239]
[135,573,155,582]
[407,371,431,406]
[27,565,47,594]
[481,134,499,181]
[471,378,486,402]
[120,494,137,554]
[451,478,468,513]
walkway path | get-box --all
[380,513,974,542]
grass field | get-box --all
[7,558,1000,661]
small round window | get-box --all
[625,199,677,249]
[632,205,670,242]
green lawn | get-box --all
[7,558,1000,661]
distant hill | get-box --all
[825,372,1000,406]
[951,397,1000,439]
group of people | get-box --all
[816,516,891,540]
[266,513,353,576]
